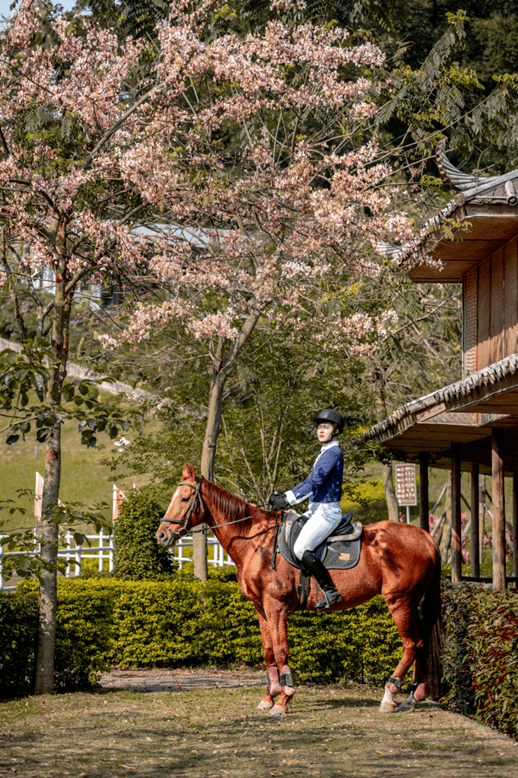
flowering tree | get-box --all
[0,0,414,688]
[0,1,152,693]
[91,2,415,575]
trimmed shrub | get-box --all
[51,578,119,690]
[441,581,518,740]
[113,490,173,580]
[471,593,518,736]
[107,579,209,667]
[12,579,119,695]
[1,578,402,696]
[441,582,478,714]
[0,588,38,698]
[288,596,402,684]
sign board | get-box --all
[394,463,417,506]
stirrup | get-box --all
[315,589,342,610]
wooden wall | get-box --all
[463,236,518,376]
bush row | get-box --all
[441,581,518,740]
[3,577,517,742]
[1,577,402,697]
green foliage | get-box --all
[441,581,518,739]
[0,342,143,449]
[112,490,173,580]
[0,588,38,698]
[1,579,117,698]
[470,592,518,737]
[441,581,477,714]
[2,578,403,696]
[51,579,117,691]
[288,596,402,684]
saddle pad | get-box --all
[277,513,362,571]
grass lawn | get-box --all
[1,681,517,778]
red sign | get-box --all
[394,464,417,506]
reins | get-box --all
[188,513,268,534]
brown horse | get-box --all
[156,463,443,716]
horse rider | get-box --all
[269,408,345,610]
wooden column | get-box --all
[479,475,487,563]
[471,463,480,579]
[491,429,506,591]
[419,455,429,532]
[513,473,518,586]
[451,444,462,583]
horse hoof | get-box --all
[397,699,416,713]
[257,699,273,710]
[379,701,397,713]
[269,704,287,717]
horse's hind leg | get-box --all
[397,636,428,713]
[381,595,423,713]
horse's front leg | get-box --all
[254,605,280,710]
[258,598,295,717]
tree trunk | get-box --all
[371,369,399,520]
[34,423,61,694]
[195,314,260,579]
[34,220,69,694]
[382,463,399,521]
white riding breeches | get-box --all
[293,502,343,561]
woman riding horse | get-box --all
[157,460,442,716]
[268,408,345,609]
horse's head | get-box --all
[156,463,206,547]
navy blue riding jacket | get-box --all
[286,440,344,506]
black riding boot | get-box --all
[301,549,343,610]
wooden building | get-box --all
[365,144,518,590]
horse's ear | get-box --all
[182,463,196,481]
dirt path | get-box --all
[98,666,266,692]
[1,669,517,778]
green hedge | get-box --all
[0,587,38,698]
[7,577,518,741]
[3,577,402,696]
[442,582,518,739]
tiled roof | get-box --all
[376,144,518,264]
[364,352,518,441]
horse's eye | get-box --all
[181,496,189,503]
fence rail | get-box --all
[0,532,235,591]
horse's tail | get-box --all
[421,550,443,699]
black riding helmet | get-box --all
[314,408,345,435]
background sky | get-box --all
[0,0,79,20]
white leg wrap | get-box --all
[267,665,281,697]
[379,683,398,713]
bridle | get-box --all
[160,477,283,570]
[160,476,205,538]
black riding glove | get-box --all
[268,493,289,511]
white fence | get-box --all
[0,532,235,591]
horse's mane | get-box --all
[202,477,264,530]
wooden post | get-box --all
[479,474,487,563]
[491,429,506,591]
[513,473,518,586]
[419,455,429,532]
[451,444,462,583]
[471,463,480,579]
